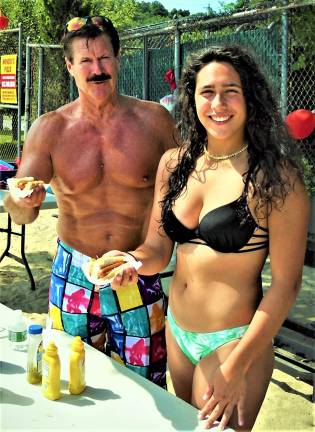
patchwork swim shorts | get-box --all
[48,240,166,387]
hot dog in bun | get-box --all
[89,255,127,280]
[14,177,45,190]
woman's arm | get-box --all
[111,149,178,287]
[224,175,309,372]
[199,174,310,429]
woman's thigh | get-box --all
[165,321,195,403]
[192,340,274,431]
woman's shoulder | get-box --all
[161,147,181,164]
[155,148,181,184]
[158,147,181,172]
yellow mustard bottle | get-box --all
[42,341,61,400]
[69,336,86,395]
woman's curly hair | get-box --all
[161,44,303,223]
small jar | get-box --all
[27,324,43,384]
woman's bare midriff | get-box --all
[169,243,268,333]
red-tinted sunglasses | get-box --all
[65,16,113,33]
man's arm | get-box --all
[4,112,56,224]
[4,189,45,225]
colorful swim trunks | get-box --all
[48,240,167,388]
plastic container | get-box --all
[69,336,86,395]
[8,309,27,351]
[27,325,43,384]
[42,341,61,400]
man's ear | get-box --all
[65,57,74,76]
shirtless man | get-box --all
[4,16,175,388]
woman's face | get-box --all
[194,61,247,143]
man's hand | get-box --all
[4,185,46,225]
[11,185,46,208]
[198,361,246,430]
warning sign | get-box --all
[0,54,17,104]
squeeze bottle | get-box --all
[69,336,86,395]
[27,324,43,384]
[42,341,61,400]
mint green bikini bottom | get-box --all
[167,307,249,365]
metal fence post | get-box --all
[37,47,44,117]
[143,35,149,100]
[174,25,181,86]
[24,37,31,137]
[280,4,288,119]
[17,23,22,158]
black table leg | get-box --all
[0,213,36,290]
[0,213,12,263]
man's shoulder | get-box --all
[34,101,77,127]
[122,95,171,118]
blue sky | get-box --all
[145,1,236,14]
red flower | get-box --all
[0,13,9,30]
[164,69,177,91]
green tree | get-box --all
[169,8,190,18]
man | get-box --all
[4,16,175,388]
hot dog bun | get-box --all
[89,255,127,280]
[15,177,45,190]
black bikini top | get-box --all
[162,193,269,254]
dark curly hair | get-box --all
[161,44,303,223]
[61,16,120,62]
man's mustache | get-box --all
[87,73,111,82]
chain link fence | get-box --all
[118,2,314,166]
[24,43,71,135]
[1,3,314,167]
[0,26,22,162]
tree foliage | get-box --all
[1,0,192,42]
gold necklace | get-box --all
[204,143,248,161]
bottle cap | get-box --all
[13,309,23,317]
[72,336,84,350]
[28,324,43,334]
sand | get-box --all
[0,209,57,313]
[0,209,313,431]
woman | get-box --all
[106,45,310,430]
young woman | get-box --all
[106,45,310,430]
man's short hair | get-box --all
[61,16,120,61]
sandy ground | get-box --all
[0,208,313,431]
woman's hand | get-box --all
[111,265,139,289]
[101,250,139,290]
[198,361,247,430]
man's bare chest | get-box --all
[51,124,162,193]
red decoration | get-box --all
[285,109,315,140]
[0,11,9,30]
[164,69,177,92]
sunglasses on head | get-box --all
[65,16,113,33]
